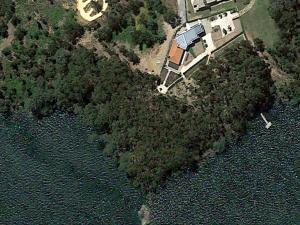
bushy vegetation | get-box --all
[0,0,15,38]
[192,41,273,139]
[119,45,140,65]
[96,0,179,48]
[268,0,300,103]
[0,22,274,191]
[0,1,274,191]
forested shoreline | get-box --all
[0,0,279,191]
[269,0,300,102]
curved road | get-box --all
[239,0,256,16]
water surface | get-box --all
[0,103,299,225]
[0,113,143,225]
[148,103,300,225]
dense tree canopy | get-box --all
[0,1,274,191]
[0,31,274,190]
[96,0,179,47]
[0,0,15,38]
[269,0,300,102]
[79,41,273,190]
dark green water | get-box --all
[0,104,299,225]
[0,113,143,225]
[147,103,300,225]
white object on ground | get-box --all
[206,53,211,65]
[261,113,272,129]
[157,85,168,94]
[77,0,108,22]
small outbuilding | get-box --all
[191,0,229,12]
[191,0,206,11]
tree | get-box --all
[96,24,113,42]
[0,0,275,191]
[269,0,300,101]
[0,19,8,38]
[14,26,26,41]
[254,38,265,52]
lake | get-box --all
[147,102,299,225]
[0,113,143,225]
[0,103,299,225]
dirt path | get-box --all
[246,33,290,85]
[134,22,177,75]
[261,51,291,85]
[77,30,110,58]
[0,21,15,52]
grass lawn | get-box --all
[112,26,135,46]
[241,0,280,49]
[41,5,73,26]
[235,0,254,10]
[15,0,73,27]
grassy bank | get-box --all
[241,0,280,48]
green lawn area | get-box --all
[41,5,72,26]
[235,0,254,10]
[112,27,148,52]
[241,0,280,48]
[112,26,135,46]
[15,0,73,27]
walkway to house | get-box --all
[239,0,256,16]
[77,0,108,22]
[157,66,184,94]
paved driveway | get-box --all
[177,0,187,24]
[239,0,256,16]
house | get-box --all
[206,0,223,4]
[191,0,228,12]
[175,24,205,50]
[191,0,206,11]
[167,23,205,67]
[168,40,185,65]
